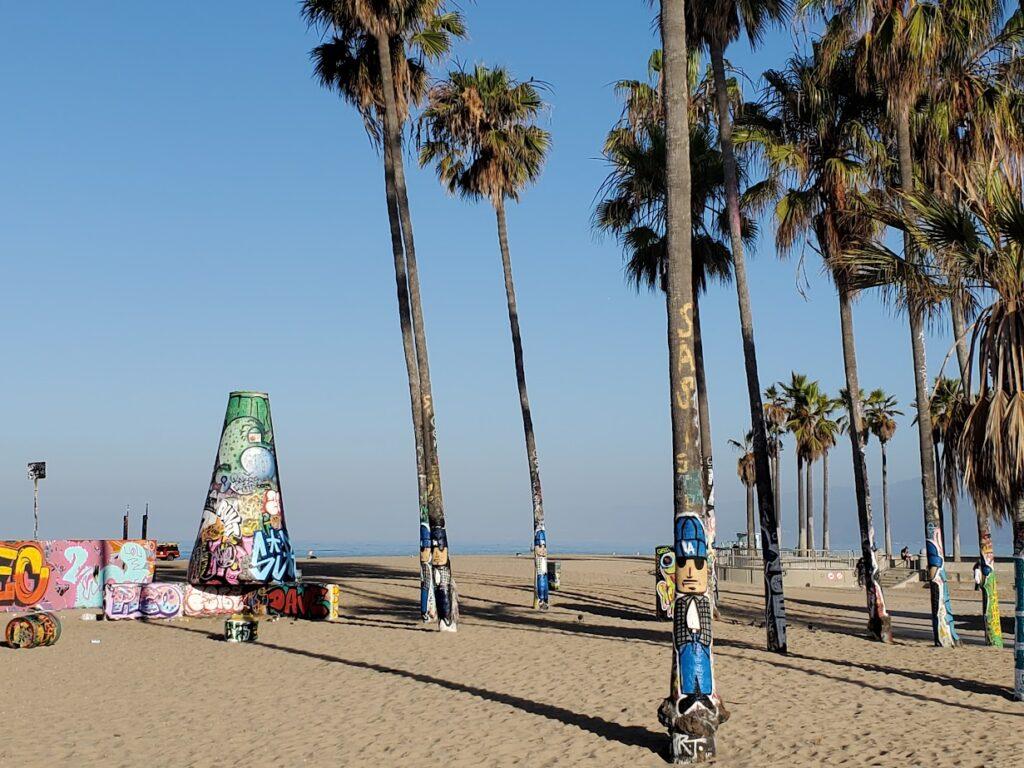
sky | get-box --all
[0,2,1011,555]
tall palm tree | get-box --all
[864,389,901,556]
[303,0,464,630]
[419,65,553,609]
[930,376,964,561]
[654,1,727,758]
[729,431,757,552]
[781,373,814,553]
[900,166,1024,685]
[763,384,788,546]
[595,50,743,621]
[814,393,845,552]
[739,49,893,641]
[684,0,791,657]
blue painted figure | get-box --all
[926,522,959,646]
[673,515,714,714]
[419,518,435,620]
[430,526,456,630]
[534,529,549,604]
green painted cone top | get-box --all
[187,391,296,586]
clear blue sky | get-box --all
[1,2,1008,555]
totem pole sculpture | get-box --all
[429,526,457,632]
[925,522,960,647]
[1015,518,1024,700]
[659,514,725,761]
[188,392,295,586]
[419,512,436,622]
[976,523,1003,647]
[534,528,549,609]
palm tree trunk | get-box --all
[494,199,549,610]
[976,510,1003,647]
[376,46,432,623]
[838,281,892,641]
[774,449,782,551]
[797,455,806,554]
[934,444,947,553]
[657,2,723,757]
[881,442,892,557]
[822,450,830,552]
[1012,498,1024,700]
[710,34,786,653]
[746,484,755,554]
[693,294,719,614]
[896,101,955,647]
[376,34,456,632]
[806,460,815,553]
[951,298,970,390]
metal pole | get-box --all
[142,503,149,540]
[123,505,130,540]
[33,478,39,539]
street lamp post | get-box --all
[27,462,46,540]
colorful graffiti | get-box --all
[1014,519,1024,701]
[534,528,549,609]
[183,584,248,617]
[926,522,960,647]
[655,545,675,621]
[248,583,341,621]
[977,525,1003,647]
[430,526,457,632]
[104,583,185,620]
[0,540,155,613]
[188,392,295,587]
[102,540,156,585]
[659,514,724,762]
[419,514,436,622]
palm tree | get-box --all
[654,0,727,757]
[739,49,892,641]
[864,389,901,556]
[814,394,845,552]
[930,377,964,561]
[595,50,745,623]
[763,385,788,547]
[303,0,464,631]
[902,166,1024,682]
[781,373,814,553]
[684,0,791,658]
[729,431,757,552]
[419,65,553,609]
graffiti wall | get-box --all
[104,583,185,620]
[248,583,341,621]
[655,545,675,621]
[183,584,248,617]
[187,392,296,587]
[0,540,156,613]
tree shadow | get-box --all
[147,622,668,758]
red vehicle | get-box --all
[156,542,180,561]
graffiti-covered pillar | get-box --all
[188,392,295,586]
[976,514,1003,648]
[925,521,960,648]
[1013,502,1024,701]
[419,510,436,623]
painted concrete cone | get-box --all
[187,391,296,586]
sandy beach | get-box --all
[2,554,1019,767]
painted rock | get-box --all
[5,611,61,648]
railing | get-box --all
[715,546,860,571]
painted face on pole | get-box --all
[675,515,709,594]
[431,527,449,567]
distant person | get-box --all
[855,556,865,587]
[307,549,317,560]
[973,559,983,590]
[900,546,913,567]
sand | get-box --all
[2,555,1020,767]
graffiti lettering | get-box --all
[0,543,51,608]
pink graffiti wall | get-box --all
[0,540,156,612]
